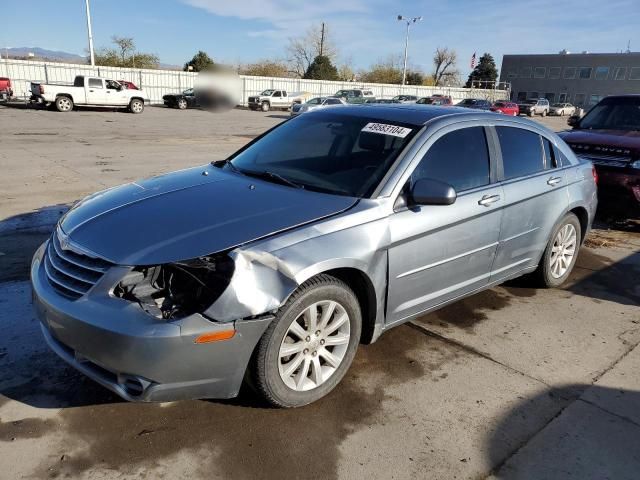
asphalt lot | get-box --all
[1,104,639,480]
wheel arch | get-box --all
[130,96,144,103]
[56,93,74,102]
[569,205,589,245]
[321,267,378,344]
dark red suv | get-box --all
[559,95,640,216]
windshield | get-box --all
[260,89,275,96]
[579,97,640,131]
[458,99,477,105]
[183,88,194,95]
[552,103,564,107]
[227,112,419,197]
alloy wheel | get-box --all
[278,300,350,391]
[550,224,577,278]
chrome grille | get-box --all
[44,232,112,299]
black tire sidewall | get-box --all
[540,213,582,287]
[256,278,361,407]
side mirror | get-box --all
[567,115,580,128]
[411,178,457,206]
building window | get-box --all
[548,67,561,79]
[578,67,592,79]
[534,67,546,78]
[545,93,556,102]
[507,70,517,78]
[614,67,627,80]
[589,94,604,106]
[558,93,568,103]
[517,91,527,101]
[529,92,539,99]
[519,67,532,78]
[594,66,609,80]
[574,93,586,106]
[563,67,576,79]
[630,67,640,80]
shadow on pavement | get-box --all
[488,385,640,479]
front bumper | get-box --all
[595,166,640,212]
[30,242,272,402]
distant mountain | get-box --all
[4,47,86,62]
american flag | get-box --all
[470,52,477,69]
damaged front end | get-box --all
[113,253,236,321]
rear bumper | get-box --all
[31,242,272,402]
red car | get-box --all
[0,77,13,99]
[490,101,519,116]
[118,80,140,90]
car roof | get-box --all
[310,103,553,130]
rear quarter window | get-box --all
[496,127,545,180]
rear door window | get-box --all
[412,127,490,191]
[88,78,103,88]
[496,127,544,180]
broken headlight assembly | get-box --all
[113,254,235,320]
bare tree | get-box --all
[286,23,337,78]
[432,47,459,86]
[112,36,135,64]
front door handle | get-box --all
[547,176,562,186]
[478,194,500,207]
[89,89,94,92]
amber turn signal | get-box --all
[194,329,235,344]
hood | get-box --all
[558,129,640,156]
[60,165,357,265]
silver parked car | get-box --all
[550,103,576,117]
[290,96,345,116]
[31,105,597,408]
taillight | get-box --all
[592,165,598,185]
[39,84,44,94]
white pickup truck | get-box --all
[30,75,147,113]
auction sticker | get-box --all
[361,122,412,138]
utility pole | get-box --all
[84,0,95,66]
[320,22,325,56]
[397,15,422,85]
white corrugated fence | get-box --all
[0,59,508,105]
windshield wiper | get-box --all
[242,170,304,189]
[212,159,241,173]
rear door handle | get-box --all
[547,176,562,186]
[478,194,500,206]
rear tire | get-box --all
[55,96,73,112]
[533,213,581,288]
[129,98,144,114]
[250,274,362,408]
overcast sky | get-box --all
[3,0,639,75]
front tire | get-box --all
[261,101,270,112]
[55,96,73,112]
[129,98,144,114]
[541,109,547,117]
[177,98,187,110]
[534,213,581,288]
[250,274,362,408]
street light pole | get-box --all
[397,15,422,85]
[84,0,95,66]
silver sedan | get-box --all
[290,96,346,116]
[32,106,597,408]
[550,103,576,116]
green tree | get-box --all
[405,70,424,86]
[465,53,498,88]
[184,51,215,72]
[303,55,338,80]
